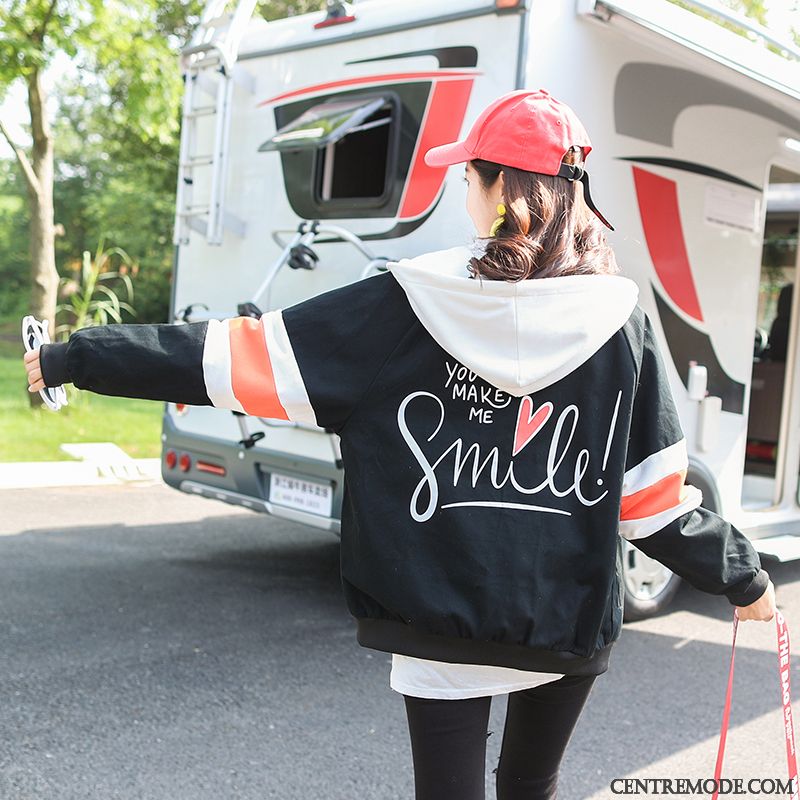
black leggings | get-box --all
[402,673,597,800]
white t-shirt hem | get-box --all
[390,677,562,700]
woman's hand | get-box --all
[736,579,776,621]
[23,347,45,393]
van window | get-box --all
[260,92,398,211]
[259,95,389,153]
[316,101,393,201]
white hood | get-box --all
[385,245,640,397]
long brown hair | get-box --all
[467,147,619,282]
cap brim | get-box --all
[423,140,474,168]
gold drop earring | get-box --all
[489,202,506,237]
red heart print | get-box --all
[513,397,553,457]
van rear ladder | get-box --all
[173,0,258,246]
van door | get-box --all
[741,165,800,511]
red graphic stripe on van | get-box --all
[228,317,291,419]
[632,166,704,323]
[399,78,475,219]
[258,71,480,105]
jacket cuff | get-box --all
[726,567,770,607]
[39,342,70,388]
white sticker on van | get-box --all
[704,184,760,232]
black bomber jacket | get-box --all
[39,245,770,677]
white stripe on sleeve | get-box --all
[619,484,703,541]
[201,318,246,413]
[623,438,688,497]
[260,310,318,426]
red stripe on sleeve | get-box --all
[620,469,688,521]
[228,318,290,419]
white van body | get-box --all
[163,0,800,614]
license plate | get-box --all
[269,472,333,517]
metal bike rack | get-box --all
[174,219,390,459]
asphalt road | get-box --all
[1,481,799,800]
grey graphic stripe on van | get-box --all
[614,62,800,146]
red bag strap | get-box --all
[712,608,799,799]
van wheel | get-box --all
[621,540,682,622]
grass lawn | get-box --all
[0,335,164,462]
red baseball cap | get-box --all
[423,88,614,231]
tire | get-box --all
[621,540,682,622]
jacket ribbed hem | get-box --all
[725,567,770,607]
[40,342,70,388]
[356,618,614,676]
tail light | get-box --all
[165,449,177,469]
[179,453,192,472]
[197,460,226,477]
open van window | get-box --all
[259,95,389,153]
[315,99,393,202]
[260,93,398,210]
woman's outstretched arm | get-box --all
[23,270,416,433]
[25,315,316,423]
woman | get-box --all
[25,89,776,800]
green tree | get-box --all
[0,1,328,348]
[0,0,192,404]
[52,76,182,324]
[0,0,79,403]
[668,0,797,56]
[257,0,321,20]
[669,0,768,26]
[0,159,31,320]
[44,0,325,325]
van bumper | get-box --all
[160,412,343,535]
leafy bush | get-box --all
[55,238,137,340]
[54,238,139,408]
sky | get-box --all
[0,1,798,160]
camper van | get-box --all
[162,0,800,620]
